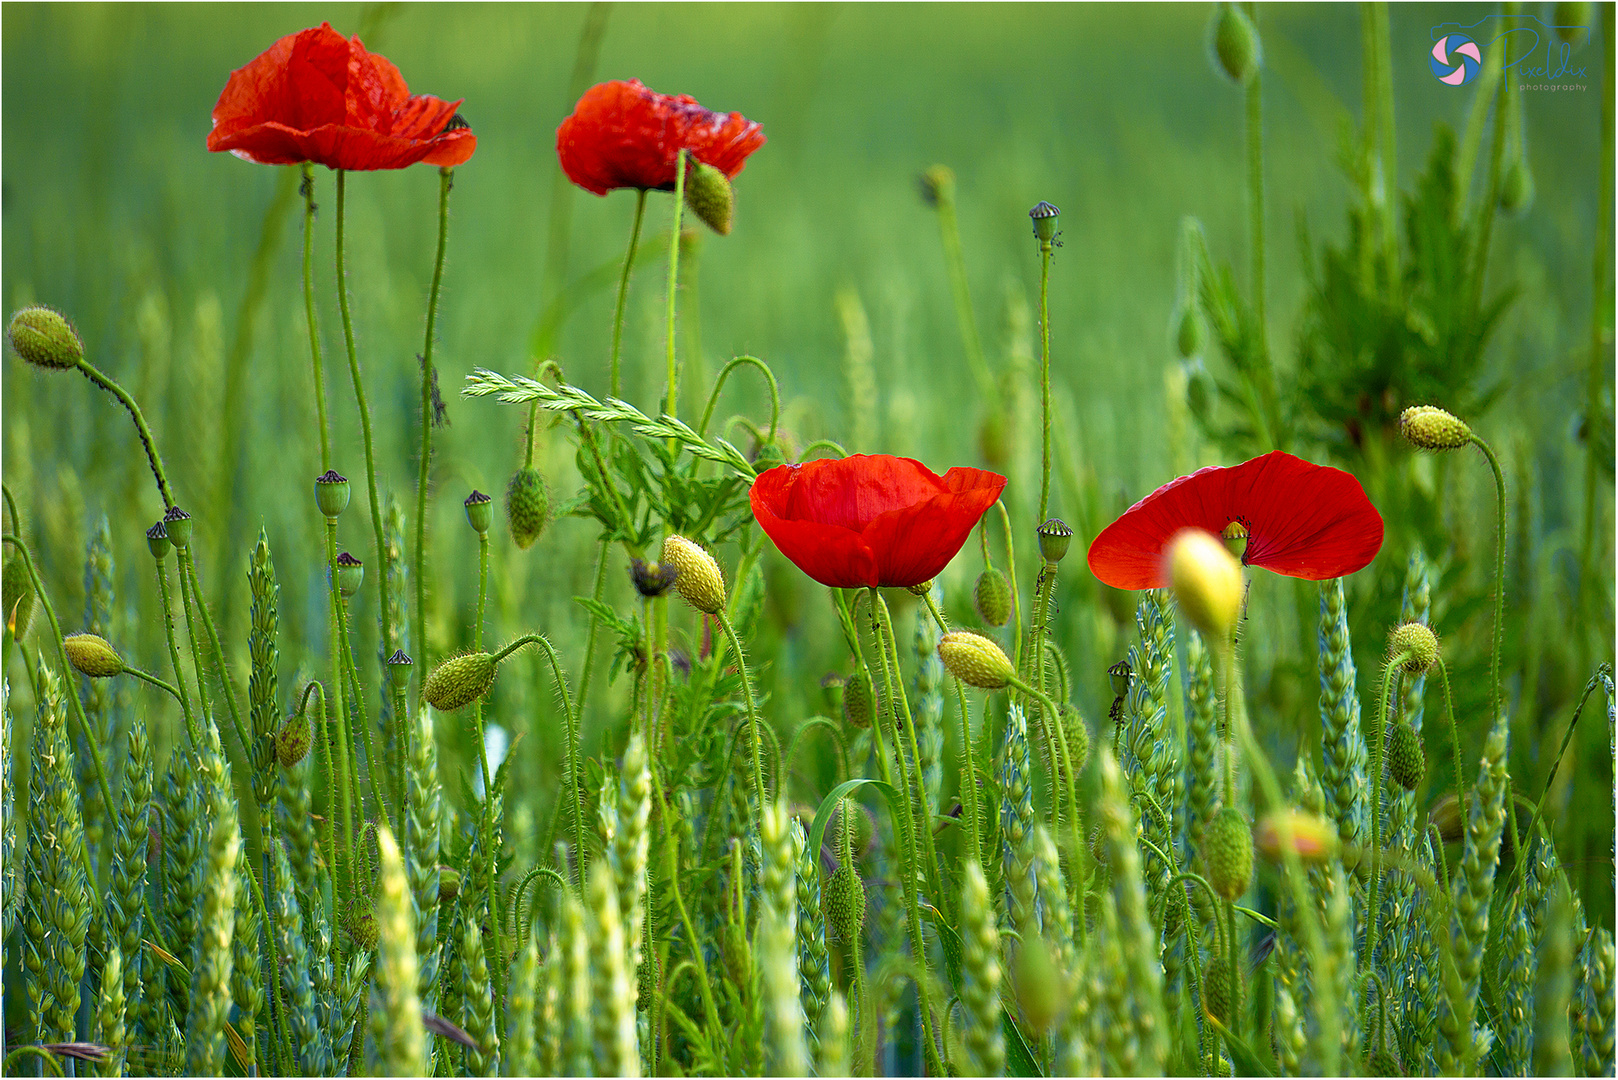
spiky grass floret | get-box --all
[108,708,151,1032]
[406,711,443,1013]
[560,890,592,1076]
[183,723,241,1076]
[26,668,90,1044]
[1317,577,1368,867]
[537,927,563,1076]
[247,529,281,814]
[1097,750,1169,1071]
[791,818,831,1037]
[611,731,652,990]
[230,867,264,1073]
[997,705,1041,935]
[268,841,324,1073]
[912,581,945,812]
[1124,589,1179,946]
[760,801,808,1077]
[1576,926,1616,1077]
[960,859,1004,1076]
[163,733,204,1021]
[1530,876,1577,1077]
[1185,630,1220,854]
[369,826,428,1077]
[823,860,866,945]
[502,930,540,1076]
[587,861,639,1077]
[277,749,319,910]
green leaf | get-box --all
[1001,1009,1042,1077]
[1206,1014,1275,1077]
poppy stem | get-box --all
[666,149,688,422]
[323,517,358,907]
[922,592,987,875]
[300,164,330,472]
[73,358,174,510]
[717,610,768,821]
[1469,433,1508,739]
[333,169,395,712]
[609,189,647,398]
[995,500,1023,666]
[415,167,455,683]
[1037,239,1054,527]
[1436,657,1466,803]
[470,528,508,1012]
[1362,650,1411,1016]
[153,556,199,745]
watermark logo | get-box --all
[1430,34,1482,85]
[1429,15,1591,90]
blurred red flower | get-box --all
[557,78,764,196]
[750,455,1007,589]
[207,22,476,171]
[1086,451,1384,590]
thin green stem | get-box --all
[666,151,688,421]
[73,359,172,509]
[174,546,214,721]
[609,189,648,398]
[153,557,199,743]
[337,593,390,833]
[648,759,725,1040]
[301,164,330,471]
[1512,669,1609,897]
[182,549,251,780]
[1471,433,1508,734]
[696,355,780,442]
[923,593,984,872]
[323,518,356,905]
[995,500,1022,661]
[1437,657,1466,800]
[1363,652,1410,988]
[1037,241,1053,526]
[1244,5,1266,337]
[717,611,768,816]
[415,167,455,680]
[123,665,182,704]
[471,529,506,1006]
[334,170,393,698]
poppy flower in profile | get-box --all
[207,22,476,171]
[1086,451,1384,590]
[557,78,765,196]
[750,455,1007,590]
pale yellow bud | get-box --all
[938,631,1015,690]
[661,534,727,615]
[1166,529,1242,639]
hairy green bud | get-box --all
[505,467,550,550]
[8,306,83,370]
[422,652,496,712]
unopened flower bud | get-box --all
[1499,157,1534,214]
[3,555,35,639]
[64,632,123,678]
[344,898,379,951]
[335,552,363,598]
[1255,809,1339,865]
[1212,3,1262,84]
[163,506,193,550]
[1387,721,1426,792]
[146,520,171,561]
[906,579,935,597]
[973,567,1012,627]
[1389,622,1439,673]
[684,159,735,236]
[629,558,679,599]
[1428,793,1464,844]
[661,534,726,614]
[276,707,311,768]
[1028,201,1061,244]
[1203,806,1254,901]
[1399,405,1472,451]
[918,164,953,208]
[822,861,866,943]
[1174,304,1206,359]
[8,306,83,370]
[939,630,1015,690]
[1167,528,1243,638]
[385,649,413,690]
[464,490,492,535]
[314,470,350,518]
[1202,954,1238,1024]
[1037,518,1073,563]
[423,651,497,712]
[842,667,875,729]
[505,467,550,550]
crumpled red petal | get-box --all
[207,22,476,171]
[557,78,764,196]
[1086,451,1384,590]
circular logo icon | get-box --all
[1430,34,1482,85]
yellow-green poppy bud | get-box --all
[661,534,727,615]
[906,579,935,597]
[1168,528,1243,639]
[1212,3,1262,84]
[438,866,462,903]
[973,567,1012,627]
[938,631,1015,690]
[1389,622,1439,674]
[684,160,735,236]
[1399,405,1472,451]
[64,632,123,678]
[8,306,83,371]
[1203,806,1254,901]
[423,651,497,712]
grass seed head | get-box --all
[314,469,350,518]
[1399,405,1472,451]
[1389,621,1440,673]
[422,651,496,712]
[63,632,123,678]
[1388,720,1426,792]
[504,467,550,550]
[8,306,83,370]
[661,534,726,614]
[939,630,1015,690]
[1203,806,1254,901]
[973,567,1012,626]
[684,159,735,235]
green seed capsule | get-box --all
[1037,518,1073,563]
[1212,3,1262,84]
[146,520,172,561]
[973,567,1012,627]
[842,667,875,729]
[1028,201,1061,244]
[334,552,363,598]
[463,490,492,535]
[163,506,194,549]
[314,470,350,518]
[385,649,413,690]
[504,467,550,550]
[684,159,735,236]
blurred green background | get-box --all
[3,3,1612,912]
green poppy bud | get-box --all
[662,534,727,615]
[2,553,35,639]
[335,552,363,598]
[973,567,1013,627]
[276,708,311,769]
[1389,622,1439,674]
[939,631,1015,690]
[906,579,935,597]
[63,632,124,678]
[1203,806,1254,901]
[1499,157,1534,214]
[1174,304,1206,359]
[684,159,735,236]
[344,898,379,951]
[1202,954,1238,1024]
[423,651,497,712]
[504,467,550,550]
[8,306,83,371]
[315,470,350,518]
[1059,702,1090,774]
[1037,518,1073,563]
[842,666,875,729]
[1399,405,1472,451]
[464,490,492,535]
[829,800,878,859]
[1212,3,1262,84]
[163,506,194,550]
[1028,201,1060,244]
[822,861,866,944]
[1387,721,1426,792]
[385,649,413,690]
[146,520,171,561]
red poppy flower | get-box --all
[557,78,765,196]
[750,455,1007,589]
[207,23,476,171]
[1086,451,1384,590]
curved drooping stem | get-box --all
[716,611,768,817]
[414,167,455,678]
[1363,651,1411,1008]
[74,359,173,509]
[1470,433,1508,735]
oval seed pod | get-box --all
[1388,721,1426,792]
[939,631,1015,690]
[1212,3,1262,84]
[64,632,124,678]
[1204,806,1254,901]
[973,567,1012,627]
[1399,405,1472,451]
[1202,953,1237,1024]
[276,707,311,769]
[684,159,735,235]
[505,467,550,550]
[463,490,492,535]
[842,666,875,729]
[822,861,865,944]
[314,470,350,518]
[422,652,496,712]
[662,534,727,615]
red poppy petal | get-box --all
[1232,454,1384,579]
[780,455,945,534]
[421,129,477,167]
[208,122,323,165]
[345,33,411,131]
[391,95,462,141]
[860,468,1006,587]
[750,475,878,588]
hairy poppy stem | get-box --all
[153,556,199,744]
[1470,433,1508,740]
[717,610,768,819]
[415,167,455,682]
[922,593,987,874]
[323,518,357,907]
[995,500,1023,664]
[73,358,173,509]
[1363,650,1411,1013]
[609,189,647,398]
[300,165,330,472]
[1037,239,1053,527]
[666,149,688,422]
[470,528,507,1010]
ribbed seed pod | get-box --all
[1576,927,1616,1077]
[912,583,945,813]
[587,861,639,1076]
[367,826,427,1078]
[247,529,281,816]
[94,944,126,1078]
[790,819,831,1038]
[230,866,264,1073]
[109,709,151,1033]
[998,705,1042,935]
[611,731,652,990]
[1096,750,1168,1072]
[960,859,1004,1077]
[1184,630,1220,856]
[1435,711,1510,1074]
[268,841,324,1072]
[163,733,204,1020]
[760,801,808,1076]
[1530,876,1576,1077]
[182,723,241,1076]
[406,711,443,1012]
[819,990,850,1078]
[1317,578,1368,869]
[503,930,540,1077]
[27,668,90,1043]
[536,929,562,1076]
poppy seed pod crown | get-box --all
[1037,518,1073,563]
[163,506,194,550]
[464,490,492,535]
[146,521,171,561]
[315,470,350,518]
[8,306,83,371]
[1028,201,1061,243]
